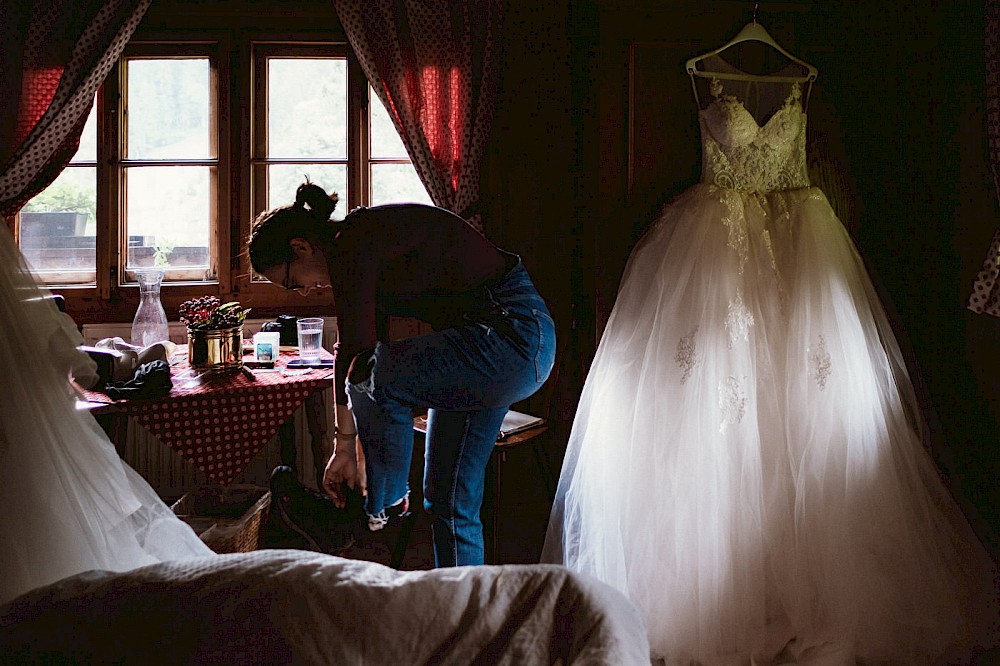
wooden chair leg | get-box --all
[303,394,329,490]
[487,427,548,565]
[531,441,557,499]
[389,512,418,569]
[278,419,297,472]
[489,449,504,564]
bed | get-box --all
[0,549,651,665]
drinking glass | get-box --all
[296,317,324,361]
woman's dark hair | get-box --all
[248,180,339,274]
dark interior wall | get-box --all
[482,2,596,430]
[809,1,1000,549]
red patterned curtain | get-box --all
[0,0,150,222]
[969,0,1000,316]
[332,0,501,231]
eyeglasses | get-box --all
[281,261,305,292]
[280,260,322,296]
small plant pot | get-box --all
[188,325,244,371]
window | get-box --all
[15,30,429,318]
[253,45,349,222]
[19,100,98,284]
[251,44,431,224]
[122,48,217,283]
[368,84,432,207]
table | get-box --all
[79,345,336,486]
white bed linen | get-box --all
[0,549,651,665]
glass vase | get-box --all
[131,269,170,347]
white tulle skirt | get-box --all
[543,184,997,665]
[0,223,212,606]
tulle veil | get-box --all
[0,223,211,605]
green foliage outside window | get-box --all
[21,181,96,226]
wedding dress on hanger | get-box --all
[543,31,998,666]
[0,223,212,606]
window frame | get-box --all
[12,24,423,324]
[111,40,227,293]
[15,103,101,287]
[239,40,374,301]
[245,41,354,295]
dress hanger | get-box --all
[685,4,818,85]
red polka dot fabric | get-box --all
[971,2,1000,317]
[0,0,151,219]
[332,0,500,231]
[968,228,1000,317]
[82,348,335,486]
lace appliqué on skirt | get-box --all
[675,327,699,384]
[726,289,754,348]
[719,376,747,432]
[720,190,750,274]
[809,335,832,390]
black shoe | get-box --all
[269,466,360,555]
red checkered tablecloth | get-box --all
[81,346,335,485]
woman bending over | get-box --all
[249,181,555,567]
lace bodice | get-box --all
[699,79,810,193]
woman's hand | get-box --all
[322,433,366,508]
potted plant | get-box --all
[179,297,251,371]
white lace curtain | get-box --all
[968,0,1000,316]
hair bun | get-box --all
[295,181,339,221]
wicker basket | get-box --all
[171,485,270,553]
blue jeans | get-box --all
[346,260,555,567]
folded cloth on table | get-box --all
[103,360,173,400]
[93,337,176,382]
